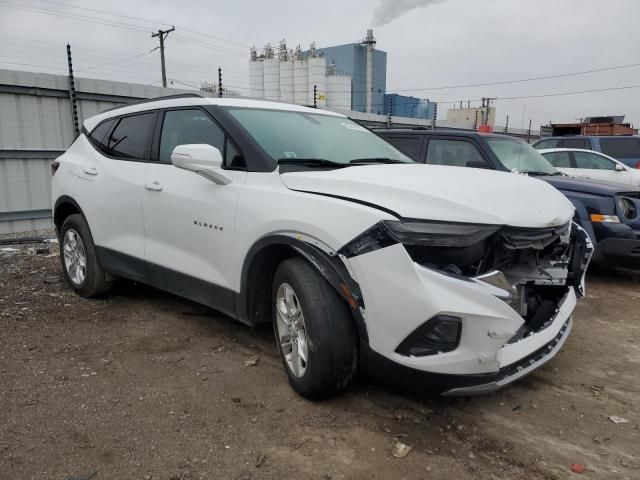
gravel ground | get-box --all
[0,240,638,480]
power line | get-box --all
[75,47,158,73]
[495,84,640,101]
[381,62,640,92]
[27,0,251,49]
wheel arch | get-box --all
[53,195,87,236]
[236,235,368,343]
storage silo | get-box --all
[280,60,294,103]
[248,47,264,99]
[307,46,326,107]
[293,46,308,105]
[263,44,280,101]
[326,75,352,111]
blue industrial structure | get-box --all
[316,44,387,114]
[383,94,436,120]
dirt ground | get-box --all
[1,237,638,480]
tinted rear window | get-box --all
[600,138,640,159]
[533,138,560,150]
[562,138,591,149]
[385,136,421,160]
[107,113,156,160]
[88,119,115,153]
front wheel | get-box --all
[272,257,358,399]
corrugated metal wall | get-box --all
[0,68,193,234]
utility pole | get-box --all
[151,26,175,88]
[218,67,222,98]
[484,97,496,125]
[527,119,532,144]
[505,115,509,134]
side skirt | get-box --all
[95,246,237,319]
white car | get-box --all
[539,148,640,187]
[51,94,592,398]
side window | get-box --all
[88,119,115,153]
[159,109,224,163]
[600,138,640,159]
[107,113,156,160]
[426,139,489,168]
[533,138,559,150]
[562,138,591,149]
[543,151,571,168]
[573,152,615,170]
[385,136,421,160]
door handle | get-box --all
[82,166,98,176]
[145,181,163,192]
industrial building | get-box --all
[248,29,435,118]
[446,103,496,129]
[383,94,436,120]
[249,41,352,111]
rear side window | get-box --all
[600,138,640,159]
[159,109,225,163]
[562,138,591,149]
[107,113,156,160]
[573,151,616,170]
[88,119,115,153]
[385,136,421,160]
[533,138,560,150]
[543,151,571,168]
[426,139,489,168]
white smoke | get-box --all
[372,0,448,26]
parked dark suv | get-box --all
[378,128,640,267]
[532,135,640,169]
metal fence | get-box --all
[0,69,194,234]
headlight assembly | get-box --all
[381,220,500,247]
[337,220,500,258]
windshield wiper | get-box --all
[277,158,350,169]
[349,157,408,164]
[521,170,555,176]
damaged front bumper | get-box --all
[344,221,593,395]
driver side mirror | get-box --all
[614,163,625,172]
[171,144,232,185]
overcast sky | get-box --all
[1,0,639,129]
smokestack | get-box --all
[362,29,376,113]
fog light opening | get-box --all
[395,315,462,357]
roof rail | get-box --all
[100,92,206,114]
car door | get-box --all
[541,150,573,176]
[423,137,491,169]
[572,151,633,185]
[78,112,156,275]
[141,108,247,310]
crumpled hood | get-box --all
[280,164,574,228]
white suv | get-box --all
[52,94,592,398]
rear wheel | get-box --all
[272,257,358,399]
[60,214,110,297]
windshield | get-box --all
[226,108,413,165]
[486,137,558,175]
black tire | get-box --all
[59,213,110,297]
[272,257,358,399]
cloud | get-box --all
[372,0,448,26]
